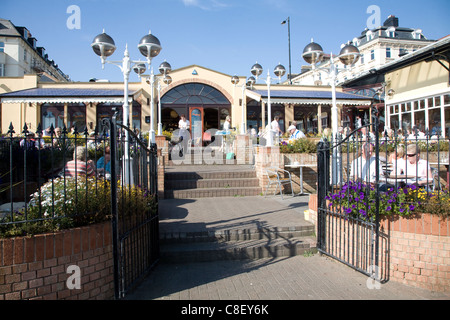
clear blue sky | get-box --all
[2,0,450,83]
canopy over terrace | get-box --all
[245,89,373,133]
[0,88,143,133]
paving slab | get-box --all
[128,195,450,301]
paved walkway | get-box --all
[127,195,450,301]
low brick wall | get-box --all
[0,222,114,300]
[308,194,450,292]
[380,214,449,292]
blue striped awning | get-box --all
[0,88,137,104]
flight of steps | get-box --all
[160,224,317,263]
[164,165,262,199]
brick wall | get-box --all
[380,214,449,292]
[308,194,450,292]
[0,222,114,300]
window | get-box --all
[361,54,365,65]
[370,50,375,61]
[161,83,230,105]
[24,49,27,62]
[0,42,4,52]
[41,104,64,130]
[386,48,391,58]
[0,64,4,77]
[67,103,86,133]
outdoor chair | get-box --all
[264,167,294,200]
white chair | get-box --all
[431,167,439,190]
[264,167,294,200]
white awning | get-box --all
[261,98,372,106]
[0,97,132,104]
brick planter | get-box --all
[0,222,114,300]
[307,194,450,292]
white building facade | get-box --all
[292,16,435,88]
[0,19,69,82]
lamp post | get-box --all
[91,29,163,144]
[145,61,172,141]
[281,17,292,84]
[302,40,360,184]
[231,75,249,135]
[250,62,286,146]
[157,63,173,136]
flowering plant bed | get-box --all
[326,181,450,220]
[0,177,157,238]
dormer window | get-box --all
[386,26,396,38]
[412,29,422,39]
[366,30,374,41]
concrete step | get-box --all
[164,186,262,199]
[160,236,317,263]
[165,178,260,190]
[164,165,261,199]
[165,170,257,180]
[160,225,316,244]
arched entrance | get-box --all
[160,83,231,134]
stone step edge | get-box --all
[160,225,316,243]
[165,187,262,194]
[165,172,257,179]
[160,236,318,262]
[165,177,260,183]
[165,179,260,190]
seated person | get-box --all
[388,144,405,175]
[287,125,305,143]
[350,143,389,190]
[20,132,37,150]
[396,144,433,186]
[64,146,95,178]
[96,146,111,175]
[350,143,379,184]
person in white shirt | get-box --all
[287,125,305,143]
[271,116,282,136]
[177,114,190,156]
[396,144,433,186]
[360,127,375,142]
[350,143,381,185]
[223,116,231,131]
[178,114,190,131]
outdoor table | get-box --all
[385,174,433,188]
[215,130,231,153]
[285,163,316,195]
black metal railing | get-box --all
[317,119,450,282]
[0,116,159,299]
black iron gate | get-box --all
[107,114,160,299]
[316,117,384,282]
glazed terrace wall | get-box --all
[0,222,114,300]
[308,194,450,292]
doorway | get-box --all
[189,106,204,146]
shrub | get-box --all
[0,177,156,238]
[326,181,417,221]
[279,138,318,154]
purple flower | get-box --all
[386,206,392,211]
